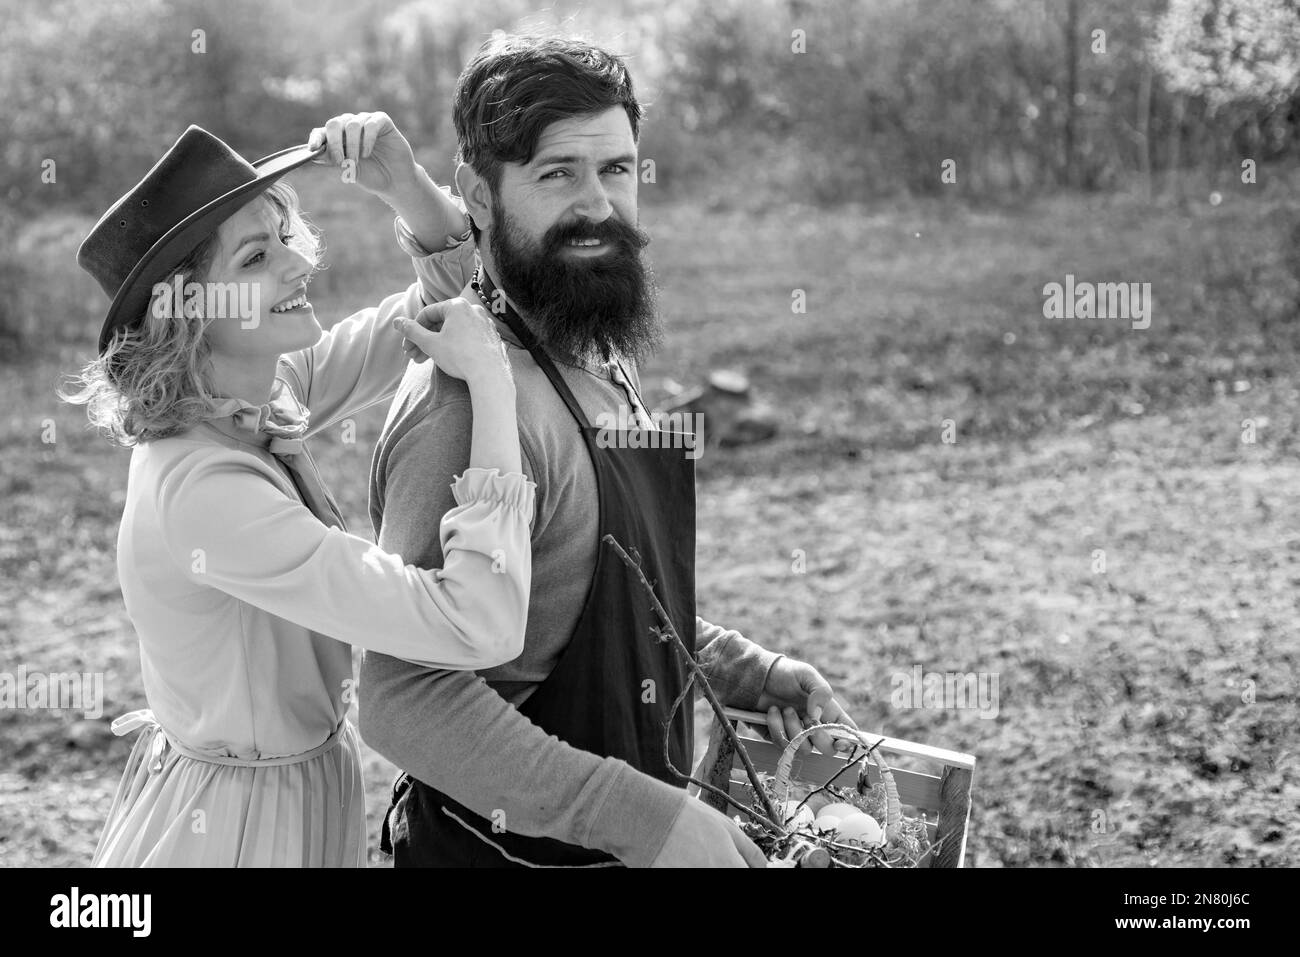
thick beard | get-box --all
[487,202,661,364]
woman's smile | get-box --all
[270,289,313,313]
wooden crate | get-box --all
[700,707,976,868]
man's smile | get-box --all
[564,238,613,256]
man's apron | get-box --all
[381,269,698,867]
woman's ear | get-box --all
[455,162,492,234]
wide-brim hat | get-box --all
[78,125,325,354]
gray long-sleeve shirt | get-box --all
[359,245,780,867]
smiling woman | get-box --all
[62,181,314,445]
[198,189,329,407]
[57,117,537,867]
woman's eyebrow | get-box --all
[229,232,270,259]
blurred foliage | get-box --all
[1151,0,1300,109]
[655,0,1300,197]
[5,0,1298,212]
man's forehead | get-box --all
[529,108,635,160]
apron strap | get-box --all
[437,805,621,868]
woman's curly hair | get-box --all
[61,182,321,446]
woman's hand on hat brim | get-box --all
[306,111,419,202]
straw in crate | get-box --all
[694,708,976,868]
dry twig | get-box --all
[603,533,783,830]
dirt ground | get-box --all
[3,183,1298,867]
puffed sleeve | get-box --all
[155,447,534,669]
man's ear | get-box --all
[455,162,493,233]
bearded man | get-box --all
[361,33,859,868]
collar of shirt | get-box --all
[201,374,309,454]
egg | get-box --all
[818,802,862,822]
[834,812,884,846]
[776,800,815,829]
[812,813,843,834]
[803,792,834,815]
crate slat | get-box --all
[723,708,976,771]
[934,766,973,868]
[733,734,945,810]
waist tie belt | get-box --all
[110,708,346,773]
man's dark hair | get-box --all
[452,34,644,239]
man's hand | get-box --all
[307,111,419,201]
[753,657,858,755]
[648,798,768,868]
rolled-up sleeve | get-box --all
[394,208,478,306]
[696,617,782,709]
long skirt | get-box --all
[93,710,367,867]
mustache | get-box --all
[542,216,650,255]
